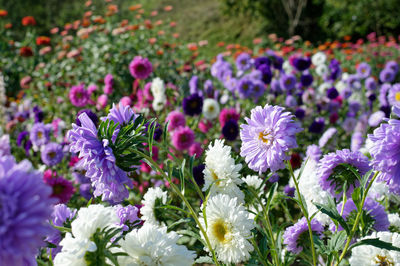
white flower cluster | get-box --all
[140,186,168,226]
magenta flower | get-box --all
[166,110,186,131]
[171,126,195,150]
[69,84,90,107]
[129,56,153,80]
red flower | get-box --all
[0,9,7,17]
[36,36,50,46]
[22,16,36,26]
[20,46,33,57]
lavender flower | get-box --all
[356,62,371,79]
[68,112,133,203]
[351,132,364,152]
[306,144,322,162]
[41,142,64,166]
[0,134,11,156]
[236,52,252,71]
[283,217,324,254]
[380,68,396,83]
[279,74,296,91]
[240,104,302,173]
[237,77,254,98]
[319,127,337,148]
[318,149,371,197]
[0,156,55,265]
[388,84,400,108]
[365,77,377,91]
[116,205,139,231]
[30,122,51,146]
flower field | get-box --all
[2,1,400,266]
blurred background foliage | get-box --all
[2,0,400,45]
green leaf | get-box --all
[266,182,278,211]
[314,196,350,234]
[194,256,214,264]
[350,238,400,252]
[327,231,347,252]
[167,218,193,230]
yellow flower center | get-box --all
[48,152,57,159]
[259,131,270,144]
[375,255,393,266]
[37,131,43,139]
[211,219,229,243]
[395,92,400,102]
[211,170,221,186]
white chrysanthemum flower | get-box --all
[199,194,254,264]
[389,213,400,229]
[54,233,97,266]
[349,232,400,265]
[315,64,328,77]
[152,96,166,112]
[55,205,119,266]
[202,98,220,120]
[293,160,331,225]
[141,187,168,226]
[117,223,196,266]
[312,52,327,66]
[202,139,244,202]
[150,77,165,98]
[283,60,293,73]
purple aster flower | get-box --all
[41,142,64,166]
[254,56,271,69]
[385,60,399,74]
[318,149,371,197]
[259,64,272,84]
[300,73,313,87]
[294,108,305,120]
[0,156,55,265]
[380,68,396,83]
[319,127,337,148]
[285,94,297,108]
[326,87,339,99]
[292,57,311,72]
[351,132,364,152]
[379,83,391,107]
[270,79,282,94]
[328,59,341,81]
[222,119,239,141]
[309,117,325,134]
[283,217,324,254]
[30,122,51,146]
[116,205,139,231]
[144,121,163,142]
[0,135,11,157]
[102,102,137,125]
[17,131,29,147]
[236,52,252,71]
[284,185,295,197]
[68,112,133,203]
[252,79,266,98]
[240,104,302,173]
[182,93,203,116]
[76,109,98,127]
[368,114,400,184]
[189,75,199,94]
[388,84,400,108]
[346,74,362,91]
[171,126,195,150]
[237,77,254,98]
[269,173,280,183]
[368,111,385,127]
[332,197,389,232]
[33,106,44,123]
[365,77,377,91]
[223,76,238,93]
[306,144,322,162]
[356,62,371,79]
[279,74,296,91]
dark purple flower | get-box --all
[365,77,377,91]
[41,142,64,166]
[237,77,254,98]
[292,57,311,72]
[76,109,98,127]
[182,93,203,116]
[17,131,29,146]
[283,217,324,254]
[279,74,296,91]
[33,106,44,122]
[294,108,305,120]
[284,185,295,197]
[309,117,325,134]
[0,156,55,265]
[222,119,239,141]
[252,79,266,98]
[328,59,341,81]
[192,164,205,187]
[327,87,339,99]
[254,56,271,69]
[300,73,313,87]
[259,64,272,84]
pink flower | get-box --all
[129,56,153,79]
[198,119,212,133]
[104,84,113,94]
[166,110,186,131]
[189,142,203,158]
[87,84,98,94]
[69,84,90,107]
[96,94,108,110]
[20,76,32,89]
[120,96,132,106]
[219,108,240,127]
[171,126,195,150]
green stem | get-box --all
[248,187,280,266]
[133,149,220,266]
[335,171,379,266]
[250,236,269,266]
[288,162,317,266]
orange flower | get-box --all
[129,4,142,11]
[170,21,176,27]
[158,30,165,36]
[0,9,7,17]
[172,33,179,38]
[82,19,91,27]
[343,35,351,41]
[253,38,262,45]
[150,11,158,16]
[157,50,164,55]
[217,42,225,47]
[155,20,163,26]
[85,0,92,7]
[20,46,33,57]
[4,23,12,29]
[36,36,51,46]
[187,43,198,51]
[22,16,36,26]
[164,5,173,11]
[149,38,157,45]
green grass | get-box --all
[136,0,265,57]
